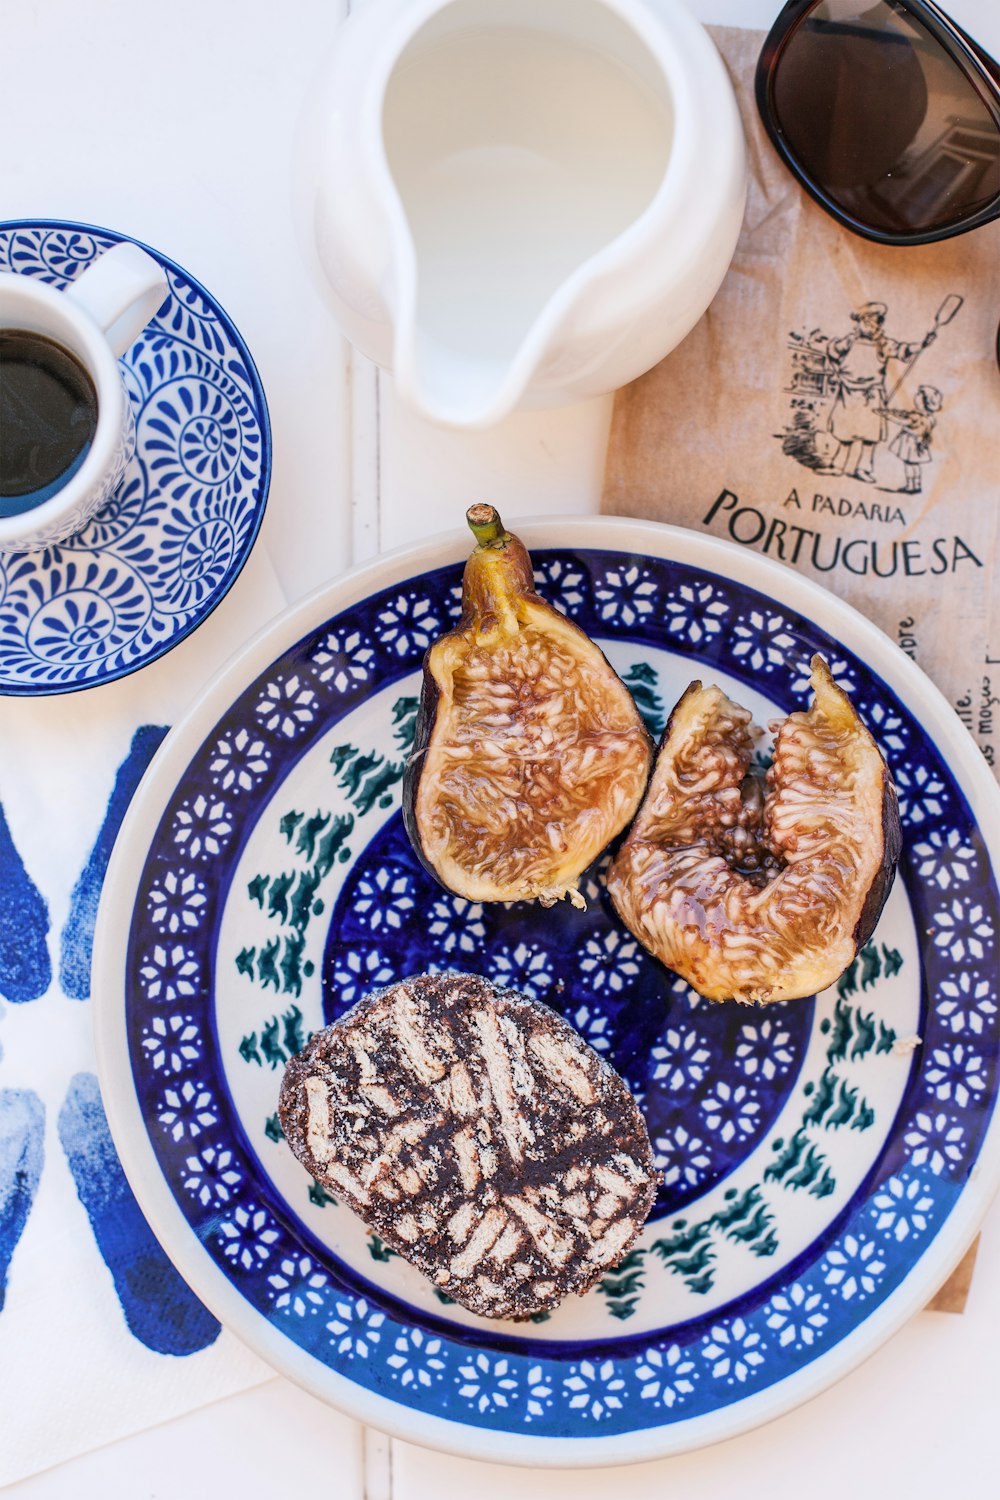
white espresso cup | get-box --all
[0,242,169,553]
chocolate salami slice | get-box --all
[278,971,656,1320]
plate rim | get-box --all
[0,216,272,698]
[93,514,1000,1465]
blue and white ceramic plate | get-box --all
[0,220,270,696]
[94,519,1000,1465]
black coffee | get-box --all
[0,330,98,516]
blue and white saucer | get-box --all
[94,519,1000,1464]
[0,220,270,696]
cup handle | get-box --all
[64,241,170,358]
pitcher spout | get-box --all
[392,323,543,430]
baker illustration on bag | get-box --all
[824,302,927,483]
[780,294,962,488]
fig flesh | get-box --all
[403,506,653,906]
[607,655,902,1004]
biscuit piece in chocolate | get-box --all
[278,971,656,1320]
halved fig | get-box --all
[606,655,902,1004]
[403,506,653,906]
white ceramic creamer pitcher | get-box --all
[305,0,746,428]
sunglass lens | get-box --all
[771,0,1000,235]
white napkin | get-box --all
[0,543,288,1486]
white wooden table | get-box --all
[4,0,1000,1494]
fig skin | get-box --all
[606,655,903,1004]
[403,506,653,906]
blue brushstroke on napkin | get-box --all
[0,1089,45,1312]
[61,725,169,1001]
[58,1072,220,1355]
[0,806,50,1004]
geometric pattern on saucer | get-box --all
[122,548,999,1440]
[0,220,270,695]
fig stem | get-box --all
[467,504,508,549]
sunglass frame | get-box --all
[755,0,1000,245]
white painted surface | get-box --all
[2,0,999,1493]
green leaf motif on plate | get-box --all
[234,695,415,1005]
[836,941,903,1000]
[391,695,419,751]
[367,1234,398,1264]
[239,1002,309,1070]
[309,1179,337,1209]
[331,741,406,817]
[621,662,666,739]
[598,1248,646,1320]
[764,1130,836,1198]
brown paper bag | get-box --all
[604,26,1000,783]
[602,26,998,1310]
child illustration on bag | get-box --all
[886,385,943,494]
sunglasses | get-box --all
[756,0,1000,246]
